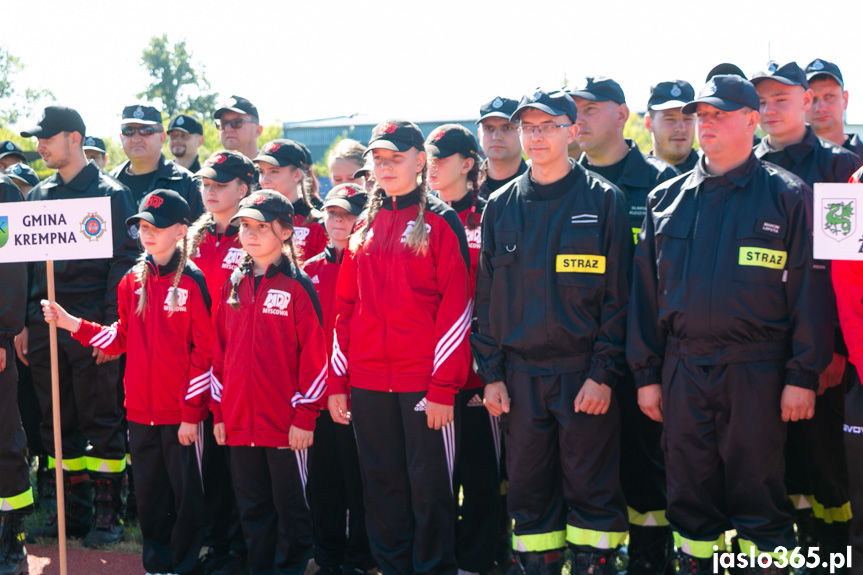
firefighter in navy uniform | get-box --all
[752,61,862,569]
[569,75,679,575]
[473,89,631,575]
[476,96,528,199]
[15,106,138,548]
[804,59,863,159]
[628,75,834,575]
[0,175,34,575]
[645,80,699,174]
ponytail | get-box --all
[186,212,215,259]
[134,252,150,317]
[166,238,188,316]
[466,159,481,230]
[227,253,253,310]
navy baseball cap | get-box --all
[352,158,374,179]
[121,105,162,126]
[570,76,626,105]
[425,124,479,160]
[197,150,257,184]
[254,140,306,168]
[82,136,106,153]
[168,114,203,135]
[21,106,86,139]
[648,80,695,111]
[706,63,747,81]
[127,189,191,227]
[805,59,844,87]
[751,62,808,89]
[477,96,519,123]
[5,163,39,187]
[322,184,368,216]
[682,75,760,114]
[214,95,259,121]
[297,141,313,166]
[367,120,425,153]
[0,140,26,162]
[231,191,294,226]
[512,89,578,123]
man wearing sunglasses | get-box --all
[473,89,631,575]
[110,105,203,219]
[215,95,262,162]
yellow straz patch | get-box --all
[738,247,787,269]
[632,227,641,244]
[556,255,606,274]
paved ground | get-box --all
[27,544,142,575]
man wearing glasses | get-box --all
[110,105,203,218]
[476,96,527,199]
[473,89,631,575]
[571,76,680,575]
[215,95,263,161]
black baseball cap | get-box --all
[366,120,425,153]
[254,140,307,168]
[511,88,578,123]
[322,184,368,216]
[196,150,257,184]
[647,80,695,111]
[477,96,519,123]
[121,105,162,126]
[425,124,479,160]
[214,95,259,121]
[352,158,374,179]
[168,114,203,135]
[0,141,26,162]
[21,106,86,139]
[82,136,106,153]
[5,163,39,187]
[297,141,313,166]
[682,75,760,114]
[751,62,808,89]
[706,63,747,81]
[570,76,626,105]
[126,189,191,228]
[805,59,844,87]
[231,191,294,226]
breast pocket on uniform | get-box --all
[733,218,787,285]
[556,226,604,289]
[490,231,518,268]
[654,216,693,280]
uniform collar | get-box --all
[755,125,817,164]
[264,255,293,279]
[292,199,311,219]
[446,191,474,214]
[615,139,657,189]
[145,250,182,277]
[688,152,759,190]
[382,187,422,210]
[40,161,99,192]
[207,220,239,237]
[323,244,343,264]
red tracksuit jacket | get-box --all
[834,167,863,382]
[302,245,343,362]
[211,257,328,447]
[329,188,472,406]
[293,200,328,261]
[191,222,245,309]
[73,255,213,426]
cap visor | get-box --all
[366,140,411,153]
[476,112,511,124]
[0,151,26,161]
[681,97,745,114]
[230,207,273,223]
[322,198,362,216]
[510,103,566,122]
[569,91,609,102]
[125,212,177,228]
[252,155,300,168]
[352,168,370,179]
[168,127,191,135]
[196,166,236,183]
[215,107,257,120]
[806,71,843,86]
[120,119,161,126]
[21,126,58,139]
[751,75,800,87]
[82,146,106,153]
[424,144,457,159]
[649,100,689,111]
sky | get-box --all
[3,0,862,139]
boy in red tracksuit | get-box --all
[212,191,328,575]
[302,183,374,575]
[43,190,212,575]
[328,120,471,575]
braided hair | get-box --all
[465,158,482,230]
[186,212,214,259]
[135,236,189,317]
[226,216,298,309]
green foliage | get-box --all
[0,127,50,179]
[137,35,217,118]
[624,112,653,154]
[0,45,55,127]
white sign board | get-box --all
[814,183,863,261]
[0,197,113,263]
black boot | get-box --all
[26,471,92,542]
[675,550,714,575]
[571,547,616,575]
[627,526,673,575]
[512,551,564,575]
[0,513,28,575]
[34,458,52,513]
[83,472,125,548]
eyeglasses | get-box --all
[121,126,161,137]
[216,118,258,130]
[518,123,573,136]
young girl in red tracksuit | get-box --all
[187,150,257,572]
[254,139,328,259]
[212,190,328,575]
[425,124,504,574]
[328,120,471,575]
[42,190,212,575]
[302,184,374,575]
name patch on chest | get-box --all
[556,255,606,274]
[738,247,787,269]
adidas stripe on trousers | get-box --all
[351,387,458,575]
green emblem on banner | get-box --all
[0,216,8,248]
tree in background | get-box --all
[137,35,217,118]
[0,45,55,127]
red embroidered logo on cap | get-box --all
[263,142,280,153]
[432,129,446,141]
[344,187,357,197]
[377,123,398,135]
[213,154,226,164]
[252,193,266,204]
[144,196,164,208]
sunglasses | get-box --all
[121,126,161,137]
[216,118,258,130]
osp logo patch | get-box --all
[401,220,431,243]
[164,287,189,312]
[293,227,310,242]
[222,248,245,269]
[823,199,856,242]
[0,216,8,249]
[263,289,291,316]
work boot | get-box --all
[83,473,125,548]
[675,550,714,575]
[627,526,673,575]
[0,513,28,575]
[26,471,92,542]
[34,458,52,512]
[571,547,616,575]
[512,550,563,575]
